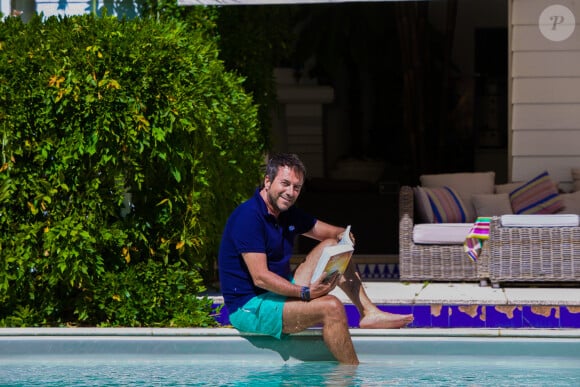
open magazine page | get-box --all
[310,225,354,283]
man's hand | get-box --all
[309,271,341,299]
[338,230,355,246]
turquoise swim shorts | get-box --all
[229,291,287,339]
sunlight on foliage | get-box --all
[0,11,263,327]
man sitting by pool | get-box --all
[218,153,414,365]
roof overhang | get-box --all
[178,0,414,5]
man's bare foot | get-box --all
[359,311,414,329]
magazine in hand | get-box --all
[310,225,354,283]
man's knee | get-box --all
[319,295,347,318]
[323,238,338,246]
[314,238,337,251]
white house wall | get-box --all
[1,0,10,17]
[35,0,88,17]
[510,0,580,188]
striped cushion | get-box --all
[509,171,564,214]
[419,186,468,223]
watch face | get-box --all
[301,286,310,301]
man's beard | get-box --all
[268,191,293,213]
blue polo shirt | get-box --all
[218,189,316,313]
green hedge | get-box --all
[0,12,264,327]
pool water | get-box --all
[2,330,580,386]
[1,355,579,386]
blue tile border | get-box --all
[407,305,432,328]
[212,302,580,329]
[291,262,400,280]
[560,306,580,328]
[522,305,559,328]
[486,305,523,328]
[356,263,400,280]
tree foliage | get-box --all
[0,12,263,326]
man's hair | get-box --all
[265,153,307,183]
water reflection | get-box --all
[2,356,579,386]
[223,362,360,387]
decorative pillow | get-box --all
[420,172,495,194]
[472,193,513,216]
[495,182,523,194]
[509,171,564,214]
[420,171,495,222]
[560,191,580,215]
[571,167,580,181]
[416,186,468,223]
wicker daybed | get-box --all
[487,215,580,287]
[398,168,580,285]
[399,185,489,283]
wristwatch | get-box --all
[300,286,311,301]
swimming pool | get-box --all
[1,328,579,386]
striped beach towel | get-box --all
[463,217,491,262]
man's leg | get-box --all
[338,261,414,328]
[287,240,359,365]
[294,239,413,329]
[282,296,359,365]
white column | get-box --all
[273,68,334,178]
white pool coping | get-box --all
[2,328,580,363]
[2,327,580,338]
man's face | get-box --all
[263,166,304,216]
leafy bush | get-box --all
[0,12,263,327]
[92,260,220,327]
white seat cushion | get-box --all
[500,214,580,227]
[413,223,474,244]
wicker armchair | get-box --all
[399,186,488,283]
[487,216,580,287]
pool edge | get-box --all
[1,327,580,338]
[2,328,579,363]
